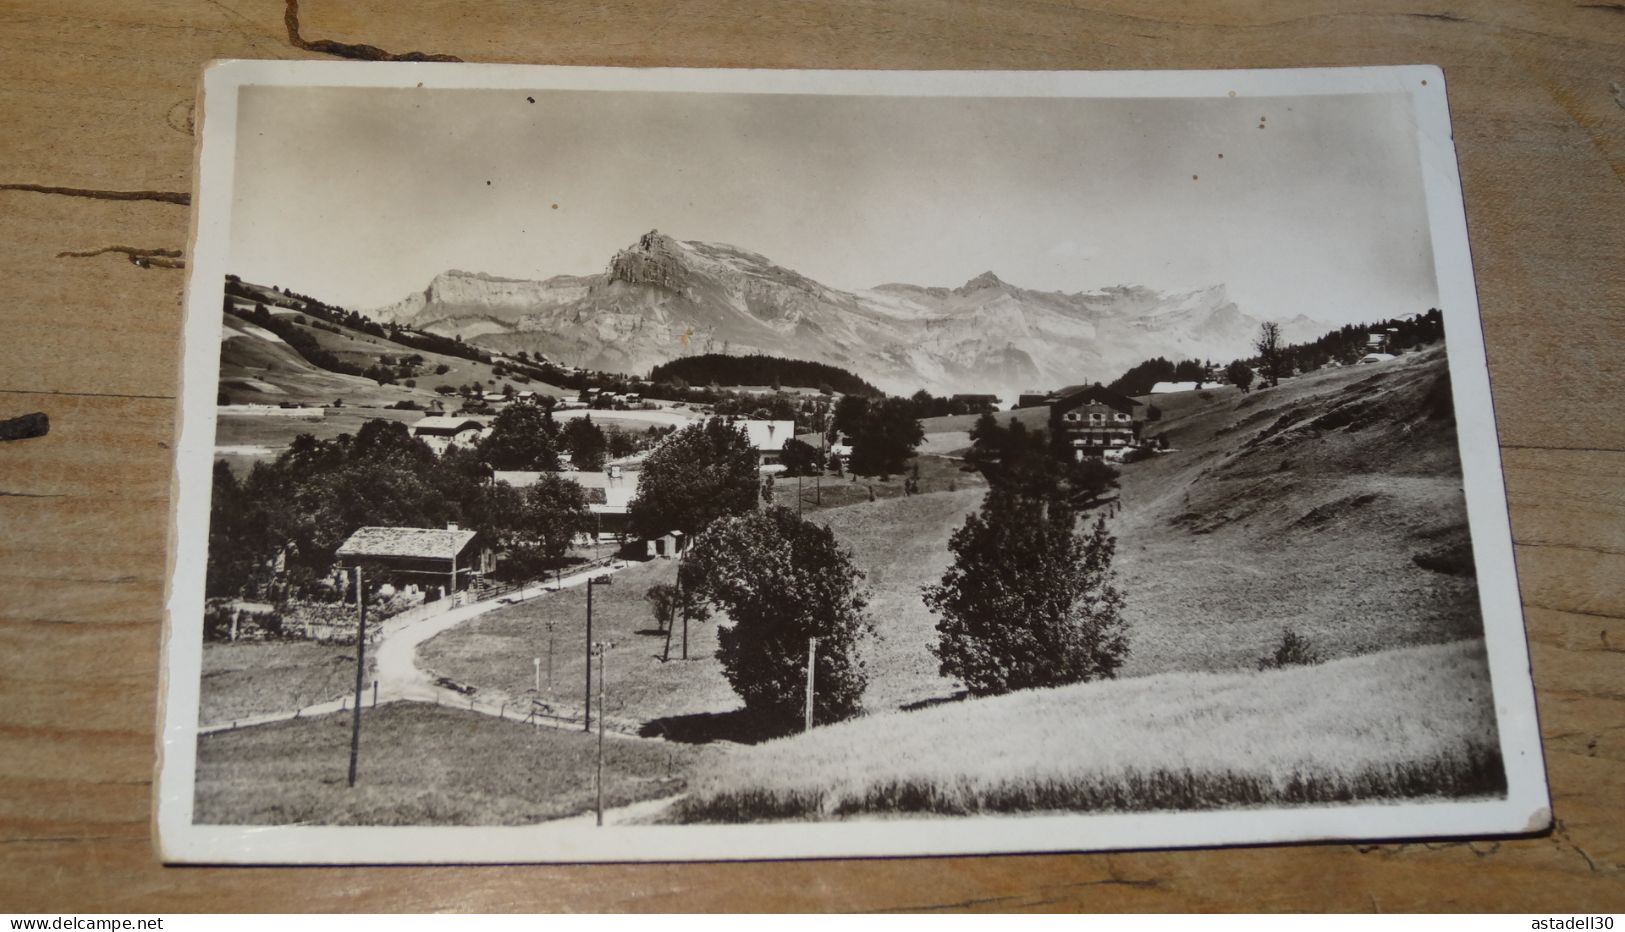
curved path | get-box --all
[199,561,637,736]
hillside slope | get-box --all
[1112,346,1481,674]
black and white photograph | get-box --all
[157,63,1547,863]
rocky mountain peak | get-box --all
[956,271,1009,294]
[607,229,690,291]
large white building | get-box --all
[735,419,797,471]
[495,468,640,540]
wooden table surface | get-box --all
[2,0,1621,913]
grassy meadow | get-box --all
[416,556,743,730]
[194,703,705,825]
[199,640,374,726]
[672,638,1504,822]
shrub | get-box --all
[1257,627,1323,670]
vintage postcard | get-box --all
[157,62,1548,863]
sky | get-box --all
[230,85,1438,327]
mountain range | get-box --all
[369,230,1325,398]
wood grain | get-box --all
[1,0,1621,912]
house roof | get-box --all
[336,526,478,561]
[736,419,796,452]
[1051,384,1144,415]
[411,416,485,436]
[1148,381,1204,394]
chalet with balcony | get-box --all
[1049,384,1147,460]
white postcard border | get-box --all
[156,61,1549,864]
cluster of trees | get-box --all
[206,419,591,600]
[902,389,1000,420]
[226,276,387,339]
[1106,357,1213,396]
[475,404,661,472]
[1101,309,1445,400]
[648,353,881,398]
[830,395,925,477]
[1265,308,1445,375]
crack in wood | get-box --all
[0,183,189,206]
[55,246,185,270]
[285,0,462,61]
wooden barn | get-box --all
[334,524,493,597]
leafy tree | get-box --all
[644,567,712,634]
[504,475,590,573]
[207,461,274,597]
[1225,359,1255,393]
[829,394,870,444]
[847,396,924,477]
[685,506,872,730]
[1172,359,1207,383]
[780,437,823,477]
[561,415,608,471]
[477,403,561,470]
[925,492,1129,695]
[1254,321,1286,387]
[628,418,760,538]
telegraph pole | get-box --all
[594,574,601,733]
[593,641,610,827]
[804,636,818,732]
[347,565,367,787]
[584,574,611,731]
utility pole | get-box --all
[546,621,555,695]
[661,594,674,663]
[584,574,611,731]
[804,635,818,733]
[594,578,601,730]
[679,564,688,661]
[593,641,610,827]
[347,565,367,787]
[533,656,541,695]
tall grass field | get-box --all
[673,638,1504,822]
